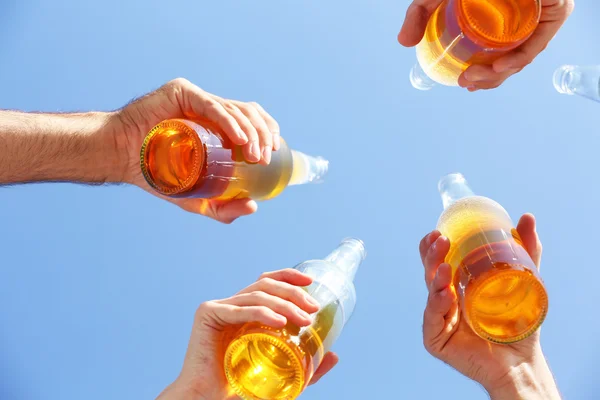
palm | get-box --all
[440,309,539,387]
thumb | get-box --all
[210,198,258,224]
[176,198,258,223]
[398,0,444,47]
[516,213,542,268]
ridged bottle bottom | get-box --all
[224,332,305,400]
[465,269,548,344]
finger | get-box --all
[239,278,320,314]
[258,268,314,287]
[397,0,444,47]
[219,292,313,327]
[419,230,441,261]
[209,97,261,163]
[250,102,281,151]
[423,263,457,342]
[308,352,339,386]
[422,235,450,288]
[195,198,257,224]
[517,213,542,267]
[233,101,274,165]
[465,80,504,92]
[458,65,520,87]
[172,79,248,146]
[203,301,287,328]
[492,22,559,73]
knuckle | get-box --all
[252,306,270,320]
[249,290,268,301]
[259,277,275,287]
[167,77,190,90]
[196,301,214,319]
[248,101,262,110]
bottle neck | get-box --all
[553,65,600,103]
[324,238,366,281]
[288,150,329,186]
[438,173,475,209]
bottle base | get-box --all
[224,331,305,400]
[464,268,548,344]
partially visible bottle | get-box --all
[140,119,328,201]
[436,173,548,343]
[553,64,600,104]
[223,238,366,400]
[410,0,541,90]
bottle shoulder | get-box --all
[437,195,511,226]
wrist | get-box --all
[156,379,200,400]
[485,349,561,400]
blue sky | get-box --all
[0,1,598,399]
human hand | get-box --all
[113,78,281,223]
[419,214,560,399]
[156,269,339,400]
[398,0,575,91]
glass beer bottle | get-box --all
[140,118,328,201]
[224,238,366,400]
[436,173,548,343]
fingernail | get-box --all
[273,134,281,150]
[298,309,312,320]
[249,141,260,161]
[262,146,272,164]
[440,288,448,297]
[306,295,320,308]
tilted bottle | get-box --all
[223,238,366,400]
[553,64,600,104]
[140,119,328,201]
[436,173,548,343]
[409,0,541,90]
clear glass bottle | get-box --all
[436,173,548,343]
[553,64,600,104]
[140,119,328,201]
[223,238,366,400]
[410,0,541,90]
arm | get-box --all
[155,268,338,400]
[0,110,124,185]
[486,347,561,400]
[0,78,279,223]
[418,214,562,400]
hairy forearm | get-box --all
[0,110,126,185]
[487,350,561,400]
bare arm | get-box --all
[487,346,561,400]
[0,110,125,185]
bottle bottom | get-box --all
[224,332,306,400]
[464,268,548,344]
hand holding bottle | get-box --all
[398,0,574,91]
[155,268,338,400]
[419,213,560,399]
[116,78,280,223]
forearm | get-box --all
[0,110,126,185]
[487,351,561,400]
[155,378,238,400]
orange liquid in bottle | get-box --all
[438,196,548,343]
[415,0,541,86]
[140,119,299,201]
[224,291,342,400]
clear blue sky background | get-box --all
[0,1,598,399]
